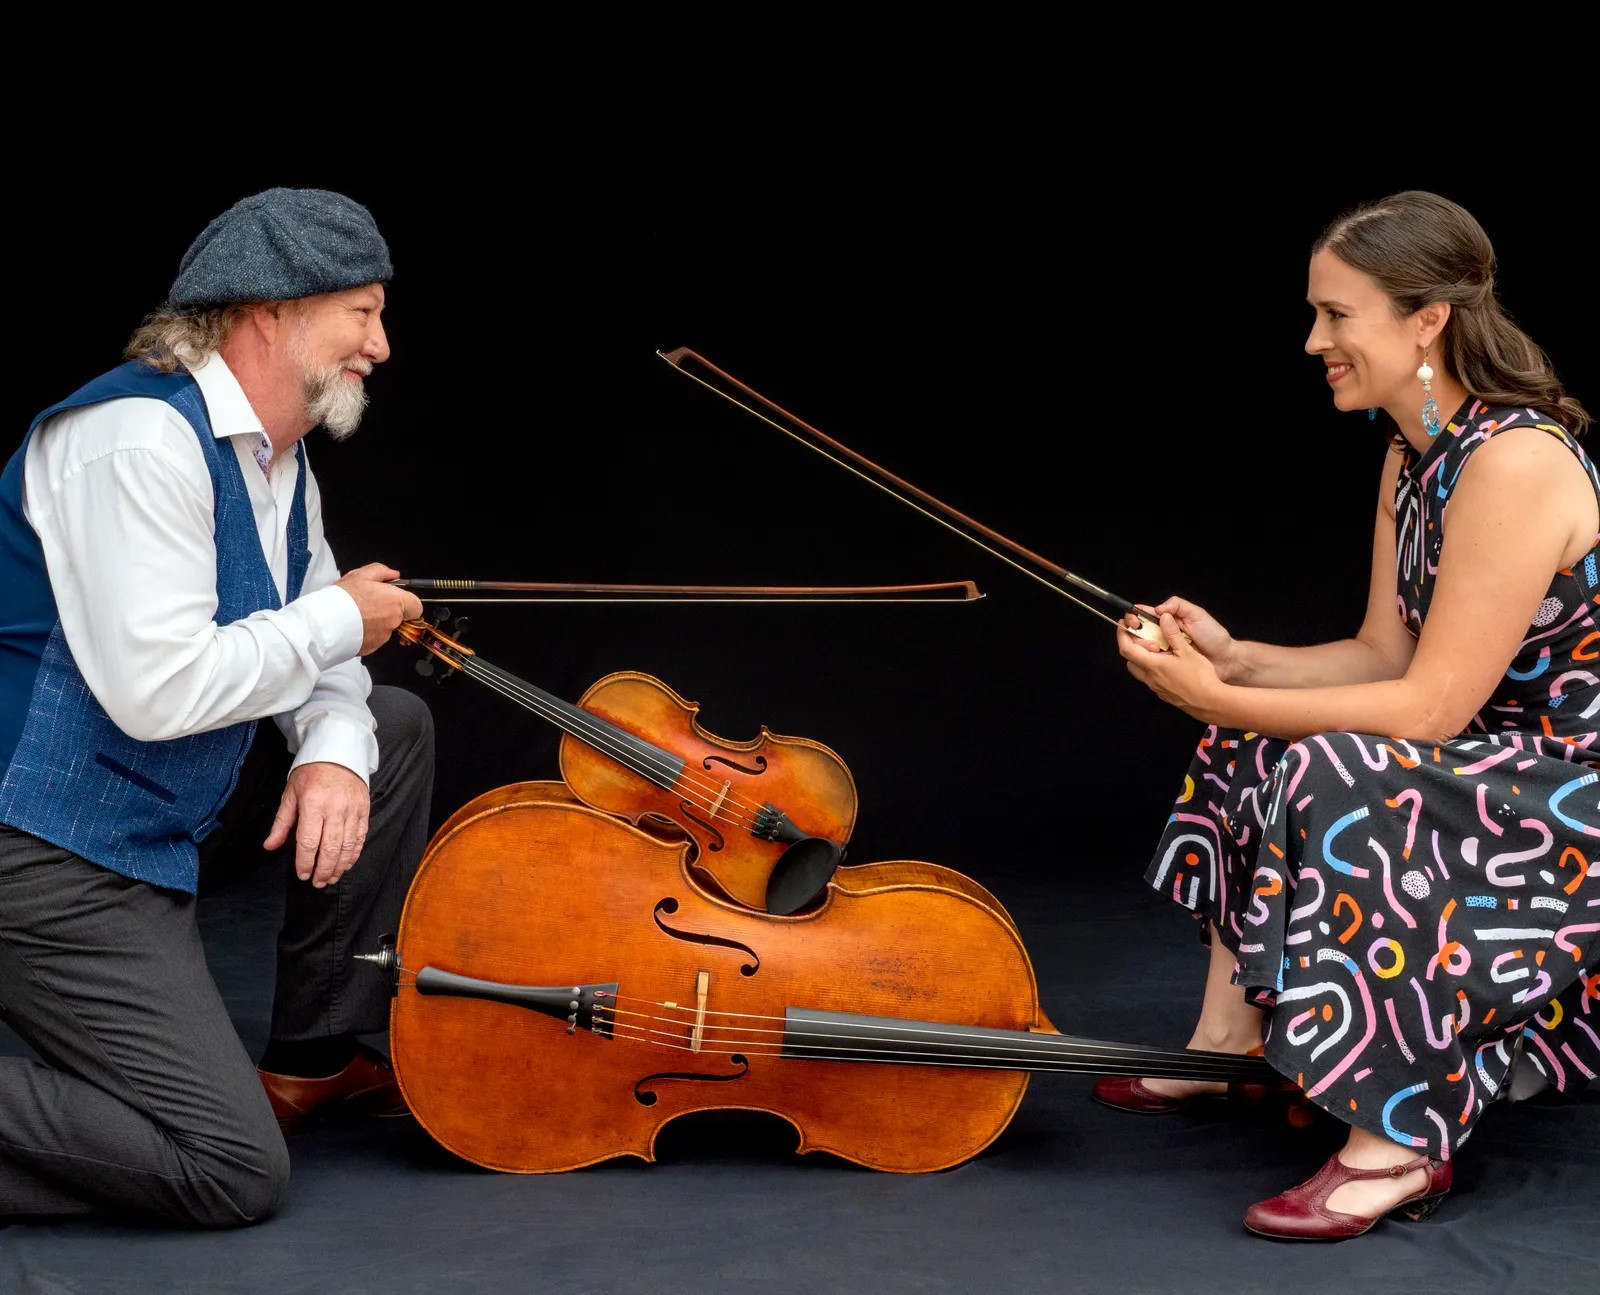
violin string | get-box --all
[596,1002,1273,1078]
[439,648,783,828]
[451,660,776,833]
[434,649,782,835]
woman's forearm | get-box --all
[1223,636,1410,689]
[1199,675,1457,746]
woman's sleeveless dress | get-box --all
[1143,399,1600,1157]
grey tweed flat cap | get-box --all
[168,187,392,309]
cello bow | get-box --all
[657,346,1179,649]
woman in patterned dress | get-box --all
[1100,190,1598,1241]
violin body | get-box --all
[561,671,858,911]
[388,782,1048,1175]
[398,621,858,913]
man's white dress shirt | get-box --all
[21,353,376,781]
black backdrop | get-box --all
[10,149,1593,893]
[6,118,1600,1291]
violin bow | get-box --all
[390,578,983,603]
[656,347,1172,646]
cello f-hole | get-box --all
[635,1057,750,1106]
[653,899,762,976]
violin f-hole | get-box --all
[677,802,728,852]
[703,754,768,776]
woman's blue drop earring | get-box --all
[1418,351,1442,437]
[1368,408,1378,420]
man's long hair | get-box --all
[125,305,254,373]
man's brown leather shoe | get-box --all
[258,1043,409,1135]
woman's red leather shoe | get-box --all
[1091,1075,1273,1114]
[1243,1150,1452,1241]
[1091,1076,1190,1113]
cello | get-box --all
[366,621,1286,1173]
[362,780,1278,1175]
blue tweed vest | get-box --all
[0,361,309,891]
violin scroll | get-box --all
[399,614,473,682]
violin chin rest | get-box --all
[764,837,844,916]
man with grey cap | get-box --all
[0,187,435,1227]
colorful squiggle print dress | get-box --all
[1143,398,1600,1158]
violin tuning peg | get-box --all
[414,658,435,678]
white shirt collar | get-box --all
[184,352,267,443]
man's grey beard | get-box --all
[288,313,371,440]
[303,365,369,441]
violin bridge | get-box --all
[708,780,731,821]
[690,969,710,1053]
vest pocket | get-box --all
[93,752,178,803]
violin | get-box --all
[397,619,857,915]
[362,784,1278,1174]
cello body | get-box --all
[388,782,1047,1175]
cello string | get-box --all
[597,1003,1273,1077]
[391,978,1269,1077]
[601,1022,1272,1079]
[604,1005,1254,1062]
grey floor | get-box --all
[2,857,1595,1295]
